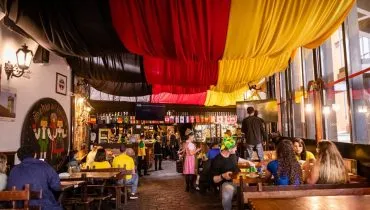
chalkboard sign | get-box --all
[21,98,69,170]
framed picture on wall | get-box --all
[56,73,67,95]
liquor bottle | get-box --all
[165,114,170,124]
[101,114,107,124]
[190,114,195,123]
[175,114,179,124]
[185,112,189,123]
[211,112,216,123]
[180,112,184,123]
[205,112,209,123]
[117,112,123,124]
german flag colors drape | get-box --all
[110,0,355,106]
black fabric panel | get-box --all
[66,54,145,83]
[3,0,126,57]
[87,79,152,97]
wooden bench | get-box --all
[0,184,42,210]
[80,167,133,209]
[238,177,370,210]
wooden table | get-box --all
[60,180,86,191]
[60,172,120,181]
[60,172,121,209]
[59,181,86,203]
[232,172,270,186]
[249,195,370,210]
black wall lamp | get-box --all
[4,44,34,80]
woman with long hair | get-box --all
[292,138,315,161]
[266,140,302,185]
[305,141,348,184]
[92,148,111,169]
[183,128,201,192]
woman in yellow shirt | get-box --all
[292,138,315,161]
[91,148,111,169]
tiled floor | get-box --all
[125,160,223,210]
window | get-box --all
[320,28,351,142]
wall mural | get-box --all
[21,98,69,170]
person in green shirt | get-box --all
[292,138,315,161]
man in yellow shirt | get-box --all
[112,145,139,199]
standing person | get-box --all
[0,154,7,191]
[7,145,62,210]
[169,130,178,160]
[211,137,239,210]
[183,129,201,192]
[161,132,168,160]
[137,134,149,176]
[241,107,267,161]
[154,136,163,170]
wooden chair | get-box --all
[238,176,370,210]
[0,184,30,210]
[0,184,42,210]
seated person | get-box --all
[91,148,111,169]
[292,138,315,161]
[7,145,62,210]
[76,143,88,162]
[211,137,239,210]
[67,150,79,168]
[265,140,302,185]
[112,145,139,199]
[305,140,349,184]
[206,143,220,160]
[0,153,7,191]
[85,145,102,169]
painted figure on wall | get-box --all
[49,113,57,142]
[33,117,52,159]
[52,118,67,157]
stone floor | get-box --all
[125,160,223,210]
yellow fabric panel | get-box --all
[216,53,291,93]
[211,0,354,100]
[205,87,246,106]
[91,161,111,169]
[223,0,354,59]
[112,153,135,180]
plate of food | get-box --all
[246,173,259,178]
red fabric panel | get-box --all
[152,84,208,94]
[144,56,218,87]
[151,92,207,105]
[110,0,230,60]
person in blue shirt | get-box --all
[266,139,302,185]
[7,145,62,210]
[206,143,220,160]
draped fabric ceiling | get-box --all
[0,0,354,106]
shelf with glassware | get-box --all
[89,111,237,144]
[191,112,238,143]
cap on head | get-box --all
[221,136,236,151]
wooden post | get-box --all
[314,90,323,141]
